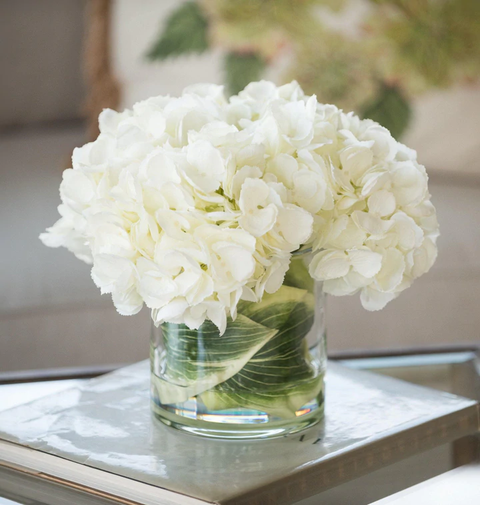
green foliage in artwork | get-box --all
[361,85,412,140]
[224,52,266,95]
[146,2,209,61]
[378,0,480,89]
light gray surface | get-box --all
[0,361,477,505]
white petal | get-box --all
[293,170,327,214]
[368,190,396,217]
[360,123,397,161]
[112,287,143,316]
[236,144,266,170]
[98,108,126,135]
[183,83,226,103]
[239,179,278,236]
[138,271,177,310]
[155,209,191,239]
[391,161,427,206]
[212,242,255,282]
[329,218,367,250]
[241,286,258,302]
[152,298,189,323]
[238,177,269,212]
[231,165,262,200]
[276,205,313,246]
[60,169,96,208]
[389,212,423,251]
[267,154,298,187]
[352,211,393,237]
[238,208,278,237]
[92,224,135,258]
[206,303,227,335]
[159,183,194,210]
[323,270,370,296]
[264,258,290,294]
[182,272,214,305]
[412,238,438,278]
[187,140,225,177]
[91,254,135,294]
[376,248,406,292]
[309,250,350,281]
[360,170,390,198]
[146,111,167,138]
[339,145,373,182]
[360,286,396,311]
[323,277,358,296]
[273,96,316,145]
[183,307,207,330]
[347,249,382,278]
[141,151,181,187]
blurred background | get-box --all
[1,0,479,373]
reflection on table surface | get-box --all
[0,380,83,412]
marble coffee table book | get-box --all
[40,81,439,438]
[0,361,478,505]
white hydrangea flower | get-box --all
[309,109,439,311]
[41,80,439,332]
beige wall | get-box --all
[0,0,86,127]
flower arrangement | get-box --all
[40,81,438,335]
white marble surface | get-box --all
[0,380,83,412]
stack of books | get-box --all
[0,361,478,505]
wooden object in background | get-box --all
[83,0,120,140]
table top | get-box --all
[0,360,478,505]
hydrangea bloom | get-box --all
[40,81,439,333]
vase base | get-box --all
[151,401,324,440]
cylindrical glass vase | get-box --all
[150,253,326,439]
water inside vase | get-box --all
[150,257,327,439]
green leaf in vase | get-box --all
[237,284,312,330]
[201,286,322,419]
[284,256,314,293]
[152,315,277,405]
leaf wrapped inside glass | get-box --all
[152,285,322,418]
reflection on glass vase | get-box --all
[150,253,327,439]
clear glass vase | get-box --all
[150,253,327,439]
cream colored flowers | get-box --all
[40,81,439,332]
